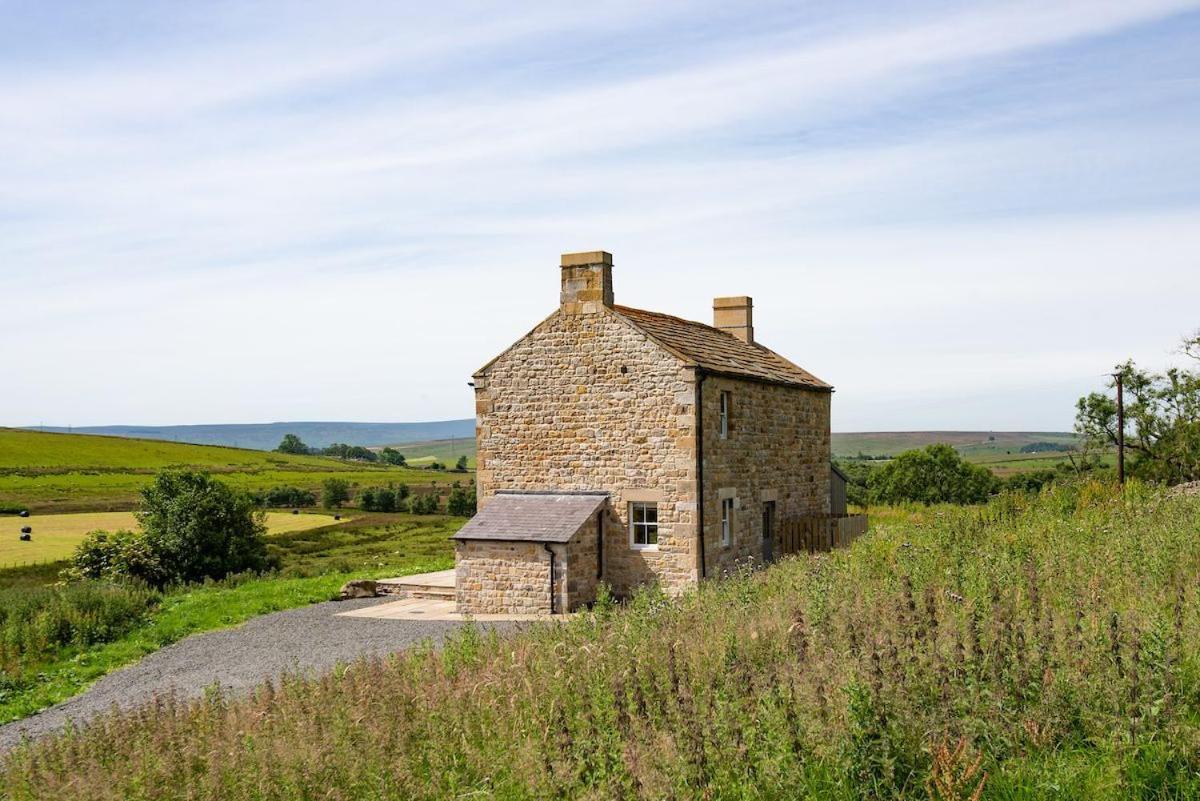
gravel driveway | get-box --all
[0,597,512,752]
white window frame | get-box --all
[721,498,734,547]
[719,391,730,439]
[629,501,659,550]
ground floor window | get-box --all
[721,498,734,547]
[629,501,658,548]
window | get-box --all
[629,502,658,548]
[719,391,731,439]
[721,498,734,547]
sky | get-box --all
[2,0,1198,432]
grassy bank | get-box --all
[4,483,1199,799]
[0,515,457,724]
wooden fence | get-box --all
[777,514,868,556]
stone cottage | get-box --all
[455,250,832,615]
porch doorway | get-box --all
[762,501,776,563]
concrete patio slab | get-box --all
[336,596,564,622]
[378,568,455,587]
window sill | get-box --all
[629,543,659,552]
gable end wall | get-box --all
[473,309,698,596]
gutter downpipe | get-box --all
[543,543,557,615]
[696,369,707,580]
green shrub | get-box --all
[68,471,274,588]
[359,487,397,513]
[321,478,351,508]
[446,485,476,517]
[65,529,164,585]
[870,443,1000,504]
[259,485,317,508]
[409,493,441,515]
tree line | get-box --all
[276,434,468,471]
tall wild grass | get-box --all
[0,582,158,676]
[4,481,1200,799]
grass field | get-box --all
[5,483,1198,799]
[0,511,343,567]
[0,513,459,724]
[382,438,476,468]
[0,429,456,512]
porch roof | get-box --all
[452,492,607,543]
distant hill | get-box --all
[26,420,476,452]
[832,431,1078,459]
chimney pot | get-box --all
[713,296,754,343]
[560,250,614,314]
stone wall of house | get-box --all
[564,512,601,611]
[454,539,557,615]
[455,510,607,614]
[474,308,699,598]
[700,376,831,577]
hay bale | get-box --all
[19,533,30,542]
[20,526,31,534]
[18,510,29,518]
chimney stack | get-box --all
[713,296,754,343]
[560,251,613,314]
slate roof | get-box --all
[613,306,831,390]
[452,492,608,543]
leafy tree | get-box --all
[322,478,351,508]
[447,484,476,517]
[1075,332,1200,485]
[869,444,1000,505]
[322,443,379,462]
[832,459,877,507]
[380,447,407,466]
[410,493,441,515]
[454,455,469,472]
[360,486,397,513]
[428,461,446,471]
[260,485,316,507]
[1019,442,1073,454]
[395,483,411,501]
[70,471,273,587]
[1003,469,1059,494]
[275,434,310,455]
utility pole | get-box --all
[1115,371,1126,485]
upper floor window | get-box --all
[721,498,734,547]
[719,391,731,439]
[629,501,658,549]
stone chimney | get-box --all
[560,251,614,314]
[713,296,754,343]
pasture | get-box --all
[0,511,344,567]
[390,438,477,468]
[0,429,453,512]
